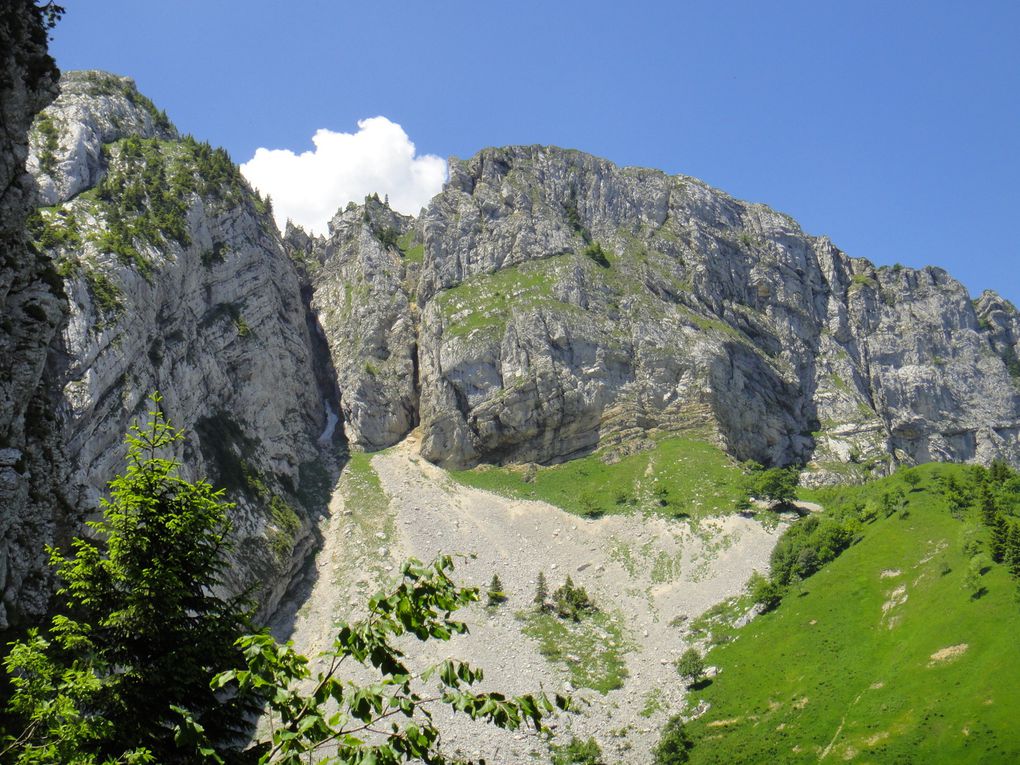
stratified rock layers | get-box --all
[314,146,1020,481]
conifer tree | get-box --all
[487,573,507,606]
[990,514,1009,564]
[2,395,255,763]
[979,484,999,527]
[1007,523,1020,579]
[989,458,1012,485]
[534,571,549,610]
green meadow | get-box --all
[449,436,747,520]
[684,464,1020,764]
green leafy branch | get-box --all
[194,556,570,764]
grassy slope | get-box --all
[685,464,1020,764]
[448,436,746,520]
[332,452,393,584]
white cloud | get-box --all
[240,117,447,235]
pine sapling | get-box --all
[534,571,549,611]
[487,573,507,606]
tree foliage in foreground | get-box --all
[3,401,570,764]
[2,395,255,763]
[190,556,570,763]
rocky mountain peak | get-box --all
[29,69,178,206]
[302,143,1020,482]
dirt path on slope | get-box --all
[272,435,786,764]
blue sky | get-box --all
[50,1,1019,305]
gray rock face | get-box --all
[315,146,1020,481]
[24,72,336,618]
[0,1,64,628]
[28,70,176,206]
[306,199,420,450]
[13,68,1020,624]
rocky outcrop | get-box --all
[28,70,177,206]
[303,198,420,450]
[14,65,1020,625]
[0,1,64,628]
[25,72,337,618]
[316,146,1020,482]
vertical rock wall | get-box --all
[20,71,340,621]
[0,1,65,627]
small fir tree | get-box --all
[535,571,549,610]
[1007,523,1020,579]
[979,485,999,527]
[990,514,1009,563]
[989,458,1012,485]
[552,576,596,621]
[487,573,507,606]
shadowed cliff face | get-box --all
[314,146,1020,482]
[296,199,420,452]
[0,1,64,628]
[22,71,341,622]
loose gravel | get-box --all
[272,436,786,763]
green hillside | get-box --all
[449,435,746,520]
[683,463,1020,764]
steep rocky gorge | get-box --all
[6,57,1020,629]
[305,146,1020,482]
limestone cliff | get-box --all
[299,199,420,450]
[25,71,338,618]
[309,146,1020,482]
[0,1,64,628]
[13,66,1020,627]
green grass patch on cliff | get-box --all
[683,463,1020,764]
[449,436,746,520]
[396,230,424,263]
[434,255,582,339]
[33,111,61,176]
